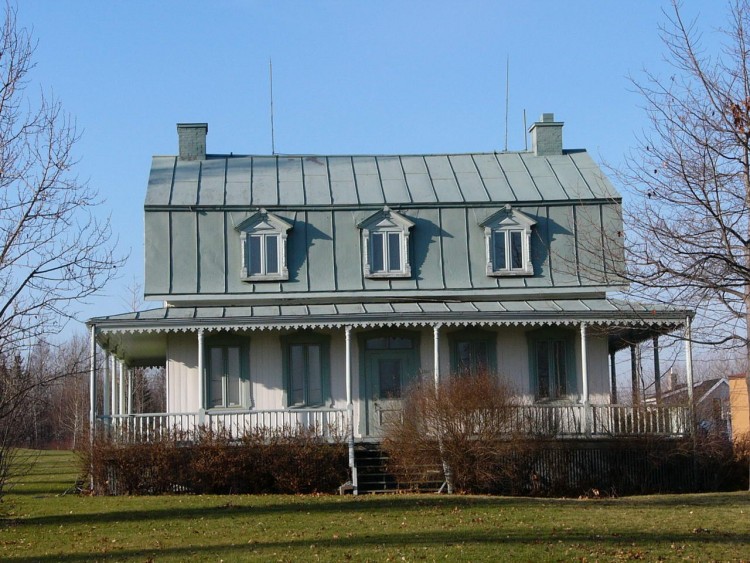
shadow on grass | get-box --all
[2,492,748,529]
[2,527,749,563]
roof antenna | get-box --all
[269,58,276,155]
[523,109,528,151]
[504,55,509,152]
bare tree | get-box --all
[0,4,122,496]
[603,1,750,400]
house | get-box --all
[648,376,731,437]
[87,114,695,491]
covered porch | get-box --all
[88,298,695,445]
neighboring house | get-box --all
[648,377,731,437]
[729,374,750,439]
[87,114,696,489]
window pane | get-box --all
[536,341,550,399]
[378,359,401,398]
[457,341,472,373]
[388,336,413,349]
[493,231,506,270]
[553,341,567,396]
[366,337,388,350]
[248,235,262,275]
[510,231,523,269]
[265,235,279,274]
[475,340,489,373]
[227,347,241,406]
[210,347,224,407]
[289,344,305,405]
[307,345,322,405]
[371,233,384,272]
[388,232,401,271]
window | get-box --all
[448,329,497,376]
[481,205,535,276]
[358,206,414,278]
[236,208,292,281]
[282,333,330,407]
[529,330,575,400]
[207,343,247,408]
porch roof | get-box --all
[89,298,690,366]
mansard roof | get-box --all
[145,150,619,209]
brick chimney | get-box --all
[529,113,563,156]
[177,123,208,161]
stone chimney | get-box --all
[177,123,208,161]
[529,113,563,156]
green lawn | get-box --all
[1,450,748,562]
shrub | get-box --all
[87,425,348,495]
[382,371,533,494]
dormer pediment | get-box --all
[480,205,536,231]
[235,208,293,234]
[357,206,414,232]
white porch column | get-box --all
[345,325,357,493]
[89,325,97,442]
[102,351,111,418]
[127,367,133,415]
[433,323,441,389]
[685,315,695,423]
[110,355,117,416]
[197,329,205,419]
[118,360,125,416]
[580,322,590,435]
[653,335,662,404]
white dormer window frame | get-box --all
[481,205,536,277]
[236,209,292,282]
[357,206,414,279]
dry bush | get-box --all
[87,425,347,495]
[382,371,535,494]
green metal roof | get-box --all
[145,150,620,209]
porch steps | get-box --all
[354,443,444,494]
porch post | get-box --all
[118,360,125,416]
[345,325,357,493]
[580,322,590,435]
[630,344,639,406]
[433,323,441,389]
[89,325,97,442]
[609,350,618,404]
[103,351,111,419]
[126,367,133,415]
[89,324,97,491]
[197,329,205,423]
[653,335,662,405]
[685,315,695,427]
[110,355,117,416]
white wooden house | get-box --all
[88,115,695,488]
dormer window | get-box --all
[358,207,414,278]
[236,209,292,281]
[481,205,535,276]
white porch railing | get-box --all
[99,404,691,443]
[102,408,349,443]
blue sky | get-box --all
[17,0,726,332]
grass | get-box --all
[0,450,749,561]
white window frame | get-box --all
[236,209,292,282]
[481,205,535,277]
[358,206,413,279]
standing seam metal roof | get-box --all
[145,150,620,208]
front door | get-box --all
[362,333,419,436]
